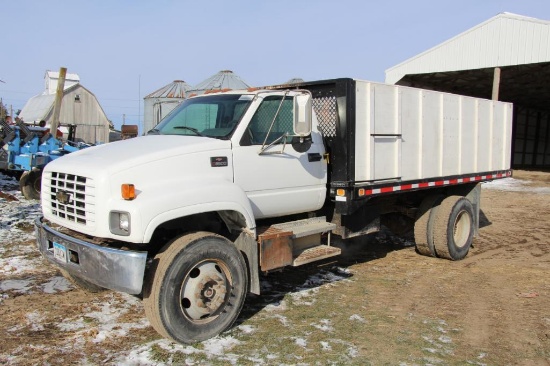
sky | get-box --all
[1,0,550,131]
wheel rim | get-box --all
[179,260,232,323]
[453,210,471,248]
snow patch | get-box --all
[0,256,41,275]
[349,314,366,322]
[237,324,255,335]
[0,278,34,293]
[42,276,73,293]
[290,268,351,306]
[26,310,45,331]
[295,338,307,348]
[202,336,242,356]
[311,319,333,332]
[483,178,550,194]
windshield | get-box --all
[150,94,254,139]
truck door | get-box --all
[232,94,327,219]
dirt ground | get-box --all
[0,171,549,365]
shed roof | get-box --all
[145,80,193,99]
[191,70,250,93]
[384,13,550,111]
[385,13,550,85]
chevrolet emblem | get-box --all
[56,190,72,205]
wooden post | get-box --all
[50,67,67,134]
[492,67,501,101]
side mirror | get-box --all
[293,93,312,136]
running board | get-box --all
[258,217,338,271]
[292,245,341,266]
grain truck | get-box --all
[35,78,512,344]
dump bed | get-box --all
[276,78,512,203]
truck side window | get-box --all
[243,96,293,145]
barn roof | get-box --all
[18,93,56,122]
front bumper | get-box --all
[35,217,147,294]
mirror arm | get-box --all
[259,132,289,155]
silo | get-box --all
[189,70,251,95]
[143,80,192,133]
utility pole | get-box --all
[50,67,67,133]
[123,113,126,125]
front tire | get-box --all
[143,232,248,344]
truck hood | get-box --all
[47,135,232,176]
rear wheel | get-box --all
[414,194,443,257]
[143,232,248,344]
[19,170,42,200]
[432,196,475,260]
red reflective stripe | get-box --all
[357,170,510,197]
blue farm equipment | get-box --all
[0,119,88,199]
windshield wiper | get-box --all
[147,128,160,135]
[173,126,204,136]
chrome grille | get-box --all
[45,171,95,226]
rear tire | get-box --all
[432,196,475,260]
[414,194,443,257]
[19,170,42,200]
[143,232,248,344]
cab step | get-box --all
[271,216,336,239]
[292,245,341,266]
[258,217,339,271]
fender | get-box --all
[139,178,256,243]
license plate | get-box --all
[53,242,67,263]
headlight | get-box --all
[110,211,131,236]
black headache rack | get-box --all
[268,78,358,211]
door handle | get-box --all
[308,153,322,162]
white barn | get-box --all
[19,72,110,144]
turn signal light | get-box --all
[121,184,136,200]
[336,189,345,197]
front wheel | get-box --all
[143,232,248,344]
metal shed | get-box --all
[143,80,192,133]
[19,83,110,144]
[385,12,550,169]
